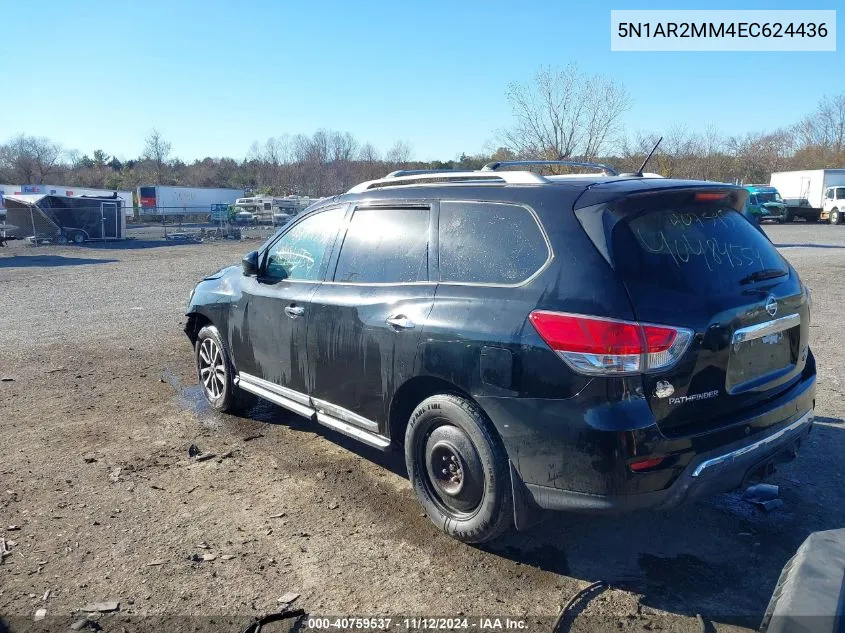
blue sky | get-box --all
[0,0,841,161]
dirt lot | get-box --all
[1,224,844,633]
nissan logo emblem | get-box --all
[765,296,778,317]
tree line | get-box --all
[1,63,843,197]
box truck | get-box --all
[769,170,845,223]
[137,186,244,219]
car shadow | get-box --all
[78,239,202,250]
[0,254,118,268]
[773,243,845,249]
[242,399,408,477]
[201,394,845,630]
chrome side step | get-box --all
[236,372,391,451]
[315,412,391,450]
[237,373,315,419]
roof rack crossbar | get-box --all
[347,170,547,193]
[481,160,619,176]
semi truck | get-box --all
[137,186,244,219]
[769,169,845,223]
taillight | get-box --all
[529,311,693,375]
[694,191,728,201]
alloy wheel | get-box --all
[198,338,226,400]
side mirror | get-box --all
[242,250,259,276]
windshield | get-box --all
[756,192,783,203]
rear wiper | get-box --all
[739,268,788,285]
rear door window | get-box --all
[332,207,430,283]
[613,207,788,295]
[439,201,550,285]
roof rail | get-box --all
[385,169,459,178]
[347,170,547,194]
[481,160,619,176]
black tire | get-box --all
[56,234,68,245]
[782,209,792,223]
[831,209,841,225]
[194,324,251,413]
[71,231,85,245]
[405,394,513,543]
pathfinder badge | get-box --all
[654,380,675,398]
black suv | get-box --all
[185,163,816,543]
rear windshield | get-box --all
[612,207,788,295]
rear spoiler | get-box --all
[573,181,747,212]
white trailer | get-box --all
[769,170,845,222]
[137,186,244,218]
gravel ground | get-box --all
[1,223,844,633]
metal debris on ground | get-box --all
[240,608,306,633]
[1,538,13,563]
[277,592,300,605]
[552,580,607,633]
[743,483,784,510]
[201,553,217,561]
[194,453,216,462]
[188,444,201,458]
[82,601,119,613]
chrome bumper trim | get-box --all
[691,409,813,478]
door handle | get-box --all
[386,314,415,330]
[284,305,305,319]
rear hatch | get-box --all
[575,186,810,437]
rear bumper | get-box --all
[526,408,813,513]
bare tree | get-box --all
[501,64,631,161]
[385,140,412,168]
[0,135,64,183]
[142,129,172,183]
[794,94,845,161]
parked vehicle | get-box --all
[233,210,256,225]
[137,185,244,219]
[233,196,315,224]
[822,185,845,225]
[744,185,787,222]
[769,169,845,223]
[185,164,815,543]
[2,193,125,243]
